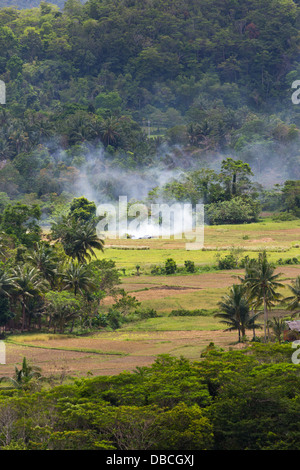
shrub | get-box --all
[277,257,299,265]
[217,254,237,270]
[184,260,196,273]
[150,265,165,275]
[106,309,123,330]
[91,313,108,328]
[272,211,298,222]
[165,258,177,275]
[169,308,211,317]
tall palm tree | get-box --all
[284,276,300,316]
[215,284,261,342]
[71,220,104,263]
[11,265,49,331]
[51,217,104,264]
[241,252,284,342]
[61,262,95,297]
[26,243,59,288]
[0,268,17,298]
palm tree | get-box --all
[9,127,30,154]
[26,243,59,288]
[71,220,104,263]
[215,284,261,342]
[61,262,95,297]
[0,234,7,261]
[51,217,104,264]
[0,138,13,160]
[268,317,287,343]
[0,357,42,389]
[11,265,49,331]
[99,115,122,147]
[0,268,16,298]
[284,276,300,316]
[241,252,284,342]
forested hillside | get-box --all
[0,0,300,218]
[0,0,72,9]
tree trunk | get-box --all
[69,317,75,334]
[263,295,267,342]
[21,302,26,332]
[241,326,246,340]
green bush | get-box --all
[91,313,108,328]
[150,265,165,275]
[184,260,196,273]
[277,257,299,265]
[272,212,298,222]
[106,309,123,330]
[169,308,211,317]
[217,254,237,270]
[165,258,177,275]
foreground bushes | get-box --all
[0,344,299,450]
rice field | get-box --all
[0,218,299,380]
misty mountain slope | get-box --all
[0,0,300,207]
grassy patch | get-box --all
[120,316,225,331]
[6,338,128,356]
[96,219,300,271]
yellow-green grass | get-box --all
[95,219,300,270]
[125,285,291,315]
[103,264,295,314]
[97,247,300,272]
[120,315,226,332]
[132,289,229,313]
[6,337,128,356]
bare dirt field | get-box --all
[103,266,299,309]
[0,329,244,378]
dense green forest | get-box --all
[0,0,77,9]
[0,344,300,450]
[0,0,300,223]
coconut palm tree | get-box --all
[0,268,16,298]
[71,220,104,263]
[99,115,122,147]
[215,284,261,342]
[26,243,59,288]
[61,262,96,297]
[51,217,104,264]
[284,276,300,316]
[241,252,284,342]
[11,265,49,331]
[268,317,287,343]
